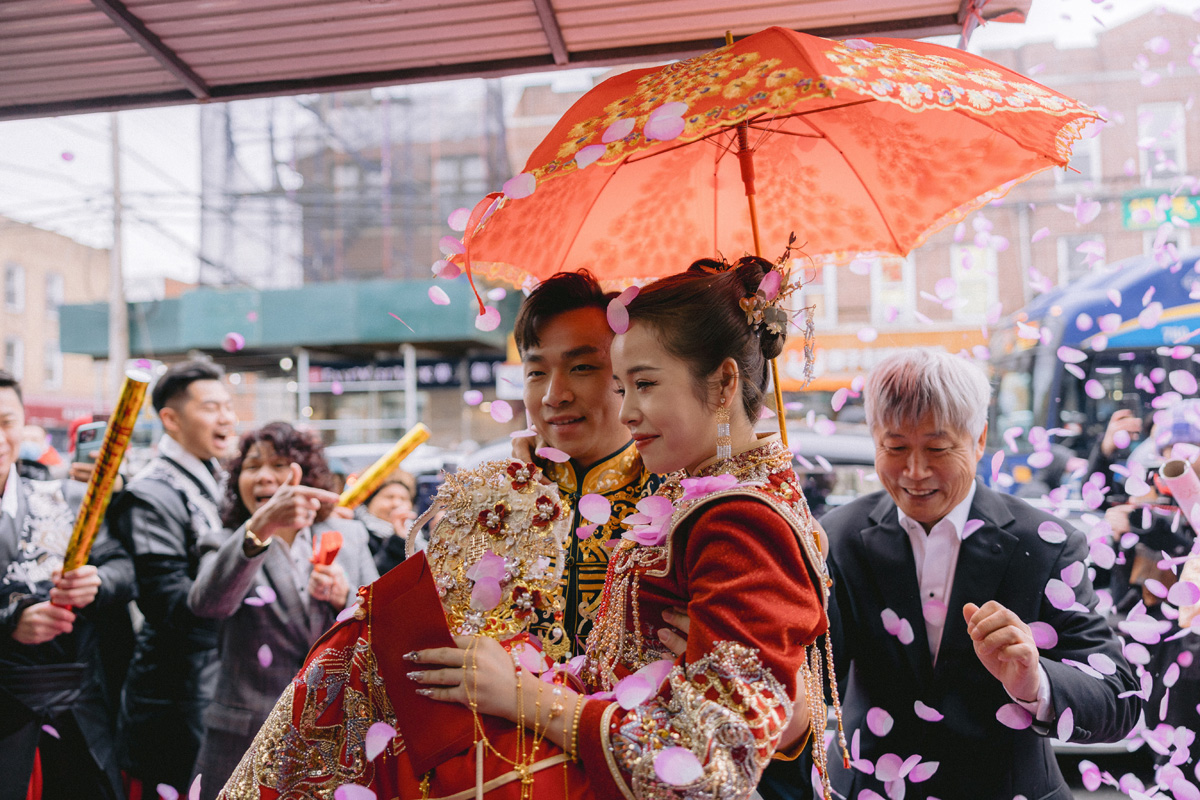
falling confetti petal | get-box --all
[158,785,180,800]
[1061,561,1085,587]
[490,399,513,423]
[222,332,245,352]
[365,722,396,761]
[858,327,878,343]
[334,786,376,800]
[867,707,894,737]
[475,307,501,332]
[654,746,703,786]
[41,724,60,739]
[388,313,415,332]
[934,277,957,299]
[579,494,612,524]
[874,753,904,783]
[575,524,598,539]
[614,673,653,709]
[832,388,849,412]
[617,285,640,305]
[189,776,201,800]
[428,286,450,305]
[1045,579,1075,610]
[509,427,537,439]
[607,299,630,334]
[1028,450,1054,469]
[996,703,1033,730]
[1031,227,1051,244]
[1074,198,1102,225]
[257,643,273,668]
[1057,707,1074,742]
[897,619,914,645]
[536,446,570,463]
[487,287,507,301]
[463,390,483,406]
[1038,521,1067,544]
[575,144,607,169]
[881,608,902,636]
[1168,581,1200,607]
[1084,379,1106,400]
[923,599,947,626]
[1170,370,1198,395]
[438,235,465,256]
[602,118,636,143]
[1087,653,1117,675]
[645,113,686,141]
[638,496,675,519]
[447,207,470,232]
[914,700,944,722]
[502,173,536,199]
[909,761,939,783]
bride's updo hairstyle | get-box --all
[624,255,787,423]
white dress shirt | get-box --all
[897,480,1051,721]
[1,464,19,521]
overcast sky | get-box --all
[0,0,1197,294]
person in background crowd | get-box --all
[354,467,417,574]
[111,360,237,796]
[188,421,378,799]
[0,369,134,800]
[824,348,1140,799]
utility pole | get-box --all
[108,112,130,402]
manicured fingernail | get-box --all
[407,670,425,681]
[403,651,420,661]
[415,688,433,697]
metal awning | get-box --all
[1,0,1029,121]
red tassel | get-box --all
[460,192,504,316]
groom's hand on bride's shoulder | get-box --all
[657,607,690,656]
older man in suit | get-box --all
[823,349,1141,800]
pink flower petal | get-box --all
[466,550,507,583]
[964,518,986,539]
[1169,581,1200,607]
[222,332,245,352]
[759,270,783,300]
[536,446,570,463]
[617,285,640,305]
[509,427,537,439]
[463,390,483,406]
[996,703,1033,730]
[1030,621,1059,649]
[909,761,939,782]
[897,619,915,645]
[475,306,501,332]
[447,207,471,232]
[648,102,688,120]
[438,235,465,256]
[489,399,514,423]
[1145,578,1168,599]
[832,388,849,412]
[487,287,507,301]
[814,418,837,436]
[1170,370,1198,395]
[336,602,361,622]
[502,173,536,199]
[1057,706,1074,742]
[1057,346,1087,364]
[257,643,273,668]
[1028,450,1054,469]
[1164,662,1181,688]
[1061,561,1085,587]
[254,586,277,605]
[365,722,396,761]
[935,277,957,299]
[638,496,675,519]
[602,118,636,143]
[614,673,653,709]
[922,599,947,627]
[157,784,179,800]
[867,707,894,737]
[874,753,903,783]
[607,298,630,334]
[1075,198,1102,225]
[428,286,450,305]
[1087,653,1117,675]
[575,524,598,540]
[470,577,502,611]
[1098,313,1122,333]
[1084,379,1106,400]
[653,746,703,786]
[434,259,462,279]
[914,701,944,722]
[645,114,685,141]
[881,608,902,636]
[334,786,377,800]
[637,658,675,689]
[579,494,612,524]
[1031,226,1050,244]
[1146,35,1170,54]
[1045,579,1076,610]
[1123,641,1151,665]
[41,723,60,739]
[858,326,879,343]
[575,144,607,169]
[188,775,201,800]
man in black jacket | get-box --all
[112,360,237,794]
[0,370,133,800]
[824,349,1141,800]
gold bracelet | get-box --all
[243,528,270,553]
[568,696,585,761]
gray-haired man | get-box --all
[823,348,1139,800]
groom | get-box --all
[514,270,656,658]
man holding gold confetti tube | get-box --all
[0,369,134,800]
[112,360,237,797]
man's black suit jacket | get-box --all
[823,481,1141,800]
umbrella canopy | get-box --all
[452,26,1099,289]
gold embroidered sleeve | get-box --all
[604,641,791,800]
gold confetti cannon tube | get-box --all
[337,423,432,509]
[63,369,151,572]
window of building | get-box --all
[4,262,24,313]
[1057,234,1105,285]
[4,337,23,380]
[1056,132,1100,187]
[45,273,64,321]
[433,155,488,218]
[795,262,837,327]
[1138,102,1186,182]
[949,245,998,323]
[43,342,62,389]
[870,256,915,325]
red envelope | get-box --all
[371,551,476,775]
[310,529,343,566]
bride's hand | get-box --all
[406,635,520,720]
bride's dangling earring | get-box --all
[716,398,732,461]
